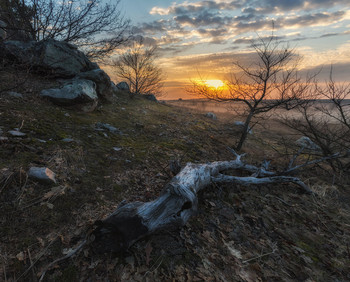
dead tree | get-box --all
[187,33,313,151]
[282,70,350,175]
[90,151,312,253]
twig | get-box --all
[0,172,15,196]
[265,194,293,207]
[17,234,60,281]
[284,152,341,174]
[39,240,86,282]
[2,263,7,282]
[288,145,305,169]
[243,249,276,264]
[27,248,36,281]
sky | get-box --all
[119,0,350,99]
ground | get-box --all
[0,81,350,281]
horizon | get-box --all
[117,0,350,100]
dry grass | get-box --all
[0,79,349,280]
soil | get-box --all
[0,79,350,281]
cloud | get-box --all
[150,0,350,17]
[150,1,243,16]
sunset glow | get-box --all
[119,0,350,99]
[204,80,225,89]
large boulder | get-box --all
[0,20,6,40]
[3,39,98,77]
[77,69,113,101]
[40,79,98,112]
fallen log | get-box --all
[90,152,312,253]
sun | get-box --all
[204,79,225,88]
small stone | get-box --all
[95,122,121,134]
[61,138,74,143]
[64,113,71,117]
[205,112,217,120]
[113,147,122,152]
[5,91,23,98]
[36,139,47,143]
[96,187,103,192]
[8,130,26,137]
[296,136,321,151]
[28,167,56,184]
[135,123,144,129]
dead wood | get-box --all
[90,152,312,253]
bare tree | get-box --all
[187,34,311,151]
[282,70,350,175]
[113,39,164,96]
[0,0,129,60]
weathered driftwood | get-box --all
[91,152,312,253]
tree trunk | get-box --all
[236,111,254,151]
[90,153,312,253]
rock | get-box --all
[296,136,321,151]
[234,121,253,134]
[111,82,119,93]
[95,122,121,134]
[116,82,129,91]
[77,69,113,101]
[40,79,98,112]
[0,20,7,40]
[113,147,122,152]
[205,112,217,120]
[3,39,97,77]
[8,130,26,137]
[28,167,56,184]
[144,94,157,102]
[4,91,23,98]
[135,123,144,129]
[61,138,75,143]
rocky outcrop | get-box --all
[1,38,127,111]
[40,79,98,112]
[77,69,113,101]
[3,39,98,77]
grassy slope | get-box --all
[0,88,350,281]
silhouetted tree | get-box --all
[113,39,164,96]
[188,34,311,151]
[282,70,350,175]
